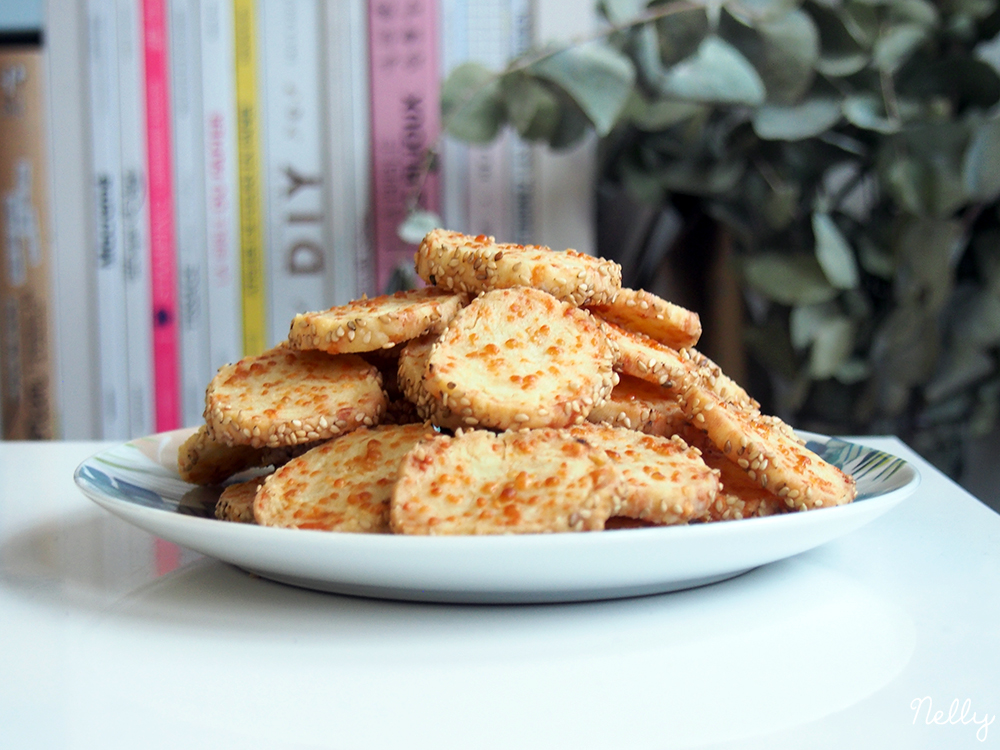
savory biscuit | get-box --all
[679,384,856,510]
[215,476,267,523]
[586,287,701,349]
[569,424,719,525]
[390,428,624,535]
[254,423,438,531]
[415,228,622,306]
[288,288,467,354]
[397,334,465,430]
[178,424,317,485]
[205,346,387,449]
[586,373,688,435]
[423,287,618,430]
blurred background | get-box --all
[1,0,997,510]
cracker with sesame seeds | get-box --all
[423,287,618,430]
[415,228,622,306]
[254,423,438,532]
[288,288,468,355]
[603,322,757,409]
[586,373,687,435]
[586,287,702,349]
[215,476,267,523]
[679,383,856,511]
[177,424,319,485]
[679,427,785,522]
[390,428,623,535]
[568,424,719,525]
[205,346,387,449]
[397,334,466,430]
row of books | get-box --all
[1,0,596,441]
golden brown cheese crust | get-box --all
[254,423,438,531]
[215,476,267,523]
[569,424,719,525]
[390,428,624,535]
[288,288,468,354]
[415,228,622,306]
[585,287,701,350]
[205,346,387,449]
[586,373,688,435]
[423,287,618,430]
[679,383,856,510]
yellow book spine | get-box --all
[233,0,266,356]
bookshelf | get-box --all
[1,0,598,441]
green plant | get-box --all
[420,0,1000,476]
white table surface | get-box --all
[1,436,997,749]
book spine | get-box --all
[0,43,58,439]
[508,0,534,244]
[438,0,469,234]
[261,0,328,344]
[465,0,511,240]
[168,0,211,426]
[117,0,155,437]
[199,0,242,372]
[367,0,441,294]
[233,0,267,355]
[86,0,131,439]
[322,0,371,304]
[142,0,181,431]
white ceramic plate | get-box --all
[74,428,920,603]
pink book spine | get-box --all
[367,0,441,294]
[141,0,180,430]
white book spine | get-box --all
[261,0,328,343]
[199,0,242,372]
[509,0,534,244]
[465,0,511,240]
[116,0,155,437]
[322,0,370,302]
[86,0,131,439]
[168,0,211,427]
[439,0,469,234]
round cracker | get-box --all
[423,287,618,430]
[215,476,267,523]
[254,423,438,531]
[397,334,465,430]
[569,424,719,525]
[586,373,687,435]
[205,346,387,449]
[415,228,622,306]
[288,288,467,354]
[390,428,624,535]
[178,424,318,485]
[586,287,701,349]
[679,383,856,511]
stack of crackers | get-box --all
[179,229,857,535]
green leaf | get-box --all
[601,0,649,25]
[893,217,961,314]
[809,3,871,76]
[873,23,928,72]
[762,179,800,230]
[654,6,711,66]
[963,117,1000,200]
[658,158,746,196]
[721,8,820,104]
[813,213,860,289]
[809,315,856,379]
[529,42,635,136]
[843,94,900,133]
[888,0,939,28]
[924,345,995,403]
[790,302,841,350]
[753,98,842,139]
[952,290,1000,346]
[621,91,706,130]
[725,0,801,24]
[502,74,561,141]
[441,62,505,143]
[742,252,839,305]
[655,36,766,105]
[397,210,442,244]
